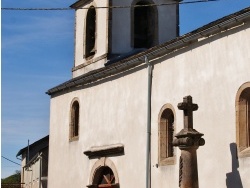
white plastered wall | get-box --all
[48,23,250,188]
[48,68,149,188]
[150,23,250,188]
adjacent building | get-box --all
[17,136,49,188]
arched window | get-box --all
[70,100,79,140]
[132,0,158,48]
[236,82,250,156]
[158,104,175,165]
[85,6,96,59]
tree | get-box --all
[1,170,21,184]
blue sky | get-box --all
[1,0,250,178]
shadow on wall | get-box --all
[226,143,243,188]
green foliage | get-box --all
[1,170,21,183]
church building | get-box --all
[46,0,250,187]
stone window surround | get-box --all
[236,82,250,158]
[158,103,176,166]
[69,98,80,142]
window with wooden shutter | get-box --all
[236,82,250,157]
[158,104,176,165]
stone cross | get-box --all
[173,96,205,188]
[178,96,198,129]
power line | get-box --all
[1,7,71,11]
[1,0,221,11]
[2,156,21,166]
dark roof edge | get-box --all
[70,0,91,9]
[46,7,250,96]
[16,135,49,157]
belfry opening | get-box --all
[133,0,157,48]
[85,6,96,59]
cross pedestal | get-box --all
[173,96,205,188]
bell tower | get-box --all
[71,0,179,77]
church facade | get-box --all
[47,0,250,187]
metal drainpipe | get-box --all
[145,56,152,188]
[27,139,30,163]
[39,154,42,188]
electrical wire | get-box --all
[1,0,221,11]
[2,156,21,166]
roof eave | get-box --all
[47,7,250,96]
[16,135,49,157]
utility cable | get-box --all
[2,156,21,166]
[1,0,221,11]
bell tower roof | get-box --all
[70,0,91,9]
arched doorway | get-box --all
[93,166,116,188]
[87,158,119,188]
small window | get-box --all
[70,100,79,140]
[133,0,158,48]
[158,104,175,165]
[159,104,175,165]
[85,6,96,59]
[236,82,250,156]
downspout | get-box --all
[27,140,30,163]
[39,154,42,188]
[145,56,152,188]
